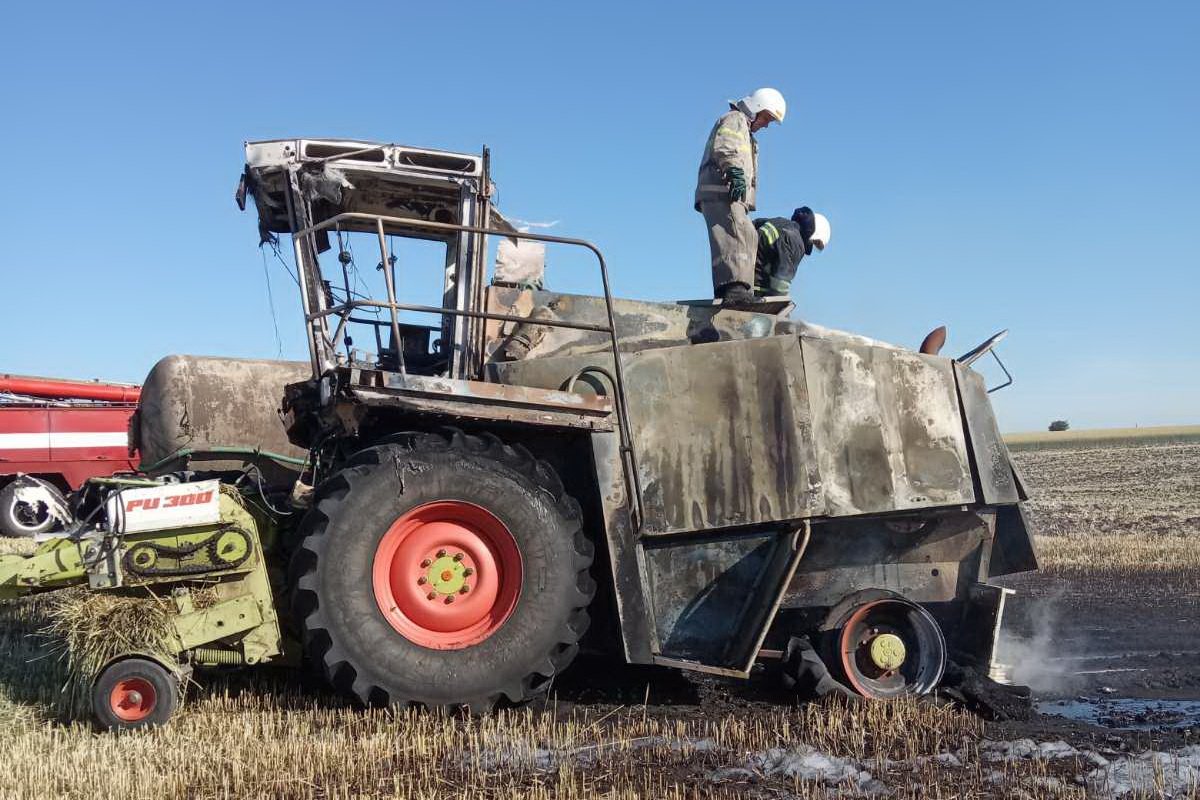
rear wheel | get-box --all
[291,430,594,711]
[828,596,946,699]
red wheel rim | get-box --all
[109,677,157,722]
[372,501,522,650]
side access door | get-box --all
[594,334,822,674]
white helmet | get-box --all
[739,87,787,123]
[810,213,831,250]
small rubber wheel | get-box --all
[92,657,180,731]
[0,480,65,538]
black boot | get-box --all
[716,282,764,310]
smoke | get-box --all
[994,585,1077,694]
[505,218,560,233]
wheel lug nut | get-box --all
[426,592,437,600]
[420,559,431,568]
[453,553,464,562]
[462,568,473,577]
[417,576,427,585]
[436,549,447,558]
[459,586,469,594]
[444,596,454,604]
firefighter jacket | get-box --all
[754,217,808,285]
[694,106,758,211]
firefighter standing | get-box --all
[753,207,831,296]
[695,88,787,307]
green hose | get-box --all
[86,476,163,487]
[137,446,309,473]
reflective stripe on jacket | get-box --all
[694,107,758,211]
[759,220,781,246]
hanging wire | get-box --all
[268,237,301,287]
[259,247,284,358]
[343,232,381,314]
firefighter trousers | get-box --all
[701,199,756,294]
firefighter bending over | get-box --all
[753,206,831,296]
[695,88,786,308]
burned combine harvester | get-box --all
[0,139,1037,728]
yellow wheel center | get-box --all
[214,531,249,563]
[426,555,466,596]
[868,633,906,671]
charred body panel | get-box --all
[493,325,1032,677]
[803,338,975,515]
[956,363,1020,505]
[135,356,310,484]
[624,336,822,533]
[783,512,994,608]
[490,337,827,532]
[492,332,979,526]
[483,286,916,360]
[243,139,484,238]
[642,527,805,671]
[485,286,786,358]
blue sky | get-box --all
[1,1,1196,431]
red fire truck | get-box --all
[0,374,139,536]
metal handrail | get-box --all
[313,299,617,333]
[291,211,644,527]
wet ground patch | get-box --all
[1039,697,1200,731]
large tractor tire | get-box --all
[290,430,595,712]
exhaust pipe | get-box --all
[919,326,947,356]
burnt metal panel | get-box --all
[990,502,1041,576]
[644,533,775,664]
[624,336,823,534]
[643,527,804,671]
[244,139,482,235]
[345,368,613,431]
[954,363,1020,505]
[1010,456,1033,502]
[484,287,786,359]
[590,431,655,663]
[954,583,1015,673]
[782,512,990,608]
[137,356,310,483]
[484,288,924,364]
[486,351,618,396]
[788,563,963,606]
[493,335,824,533]
[802,338,974,516]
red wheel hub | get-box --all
[372,501,522,649]
[109,677,157,722]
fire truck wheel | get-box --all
[92,657,180,732]
[0,480,65,538]
[290,429,595,713]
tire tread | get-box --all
[290,428,594,713]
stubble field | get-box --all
[0,434,1196,798]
